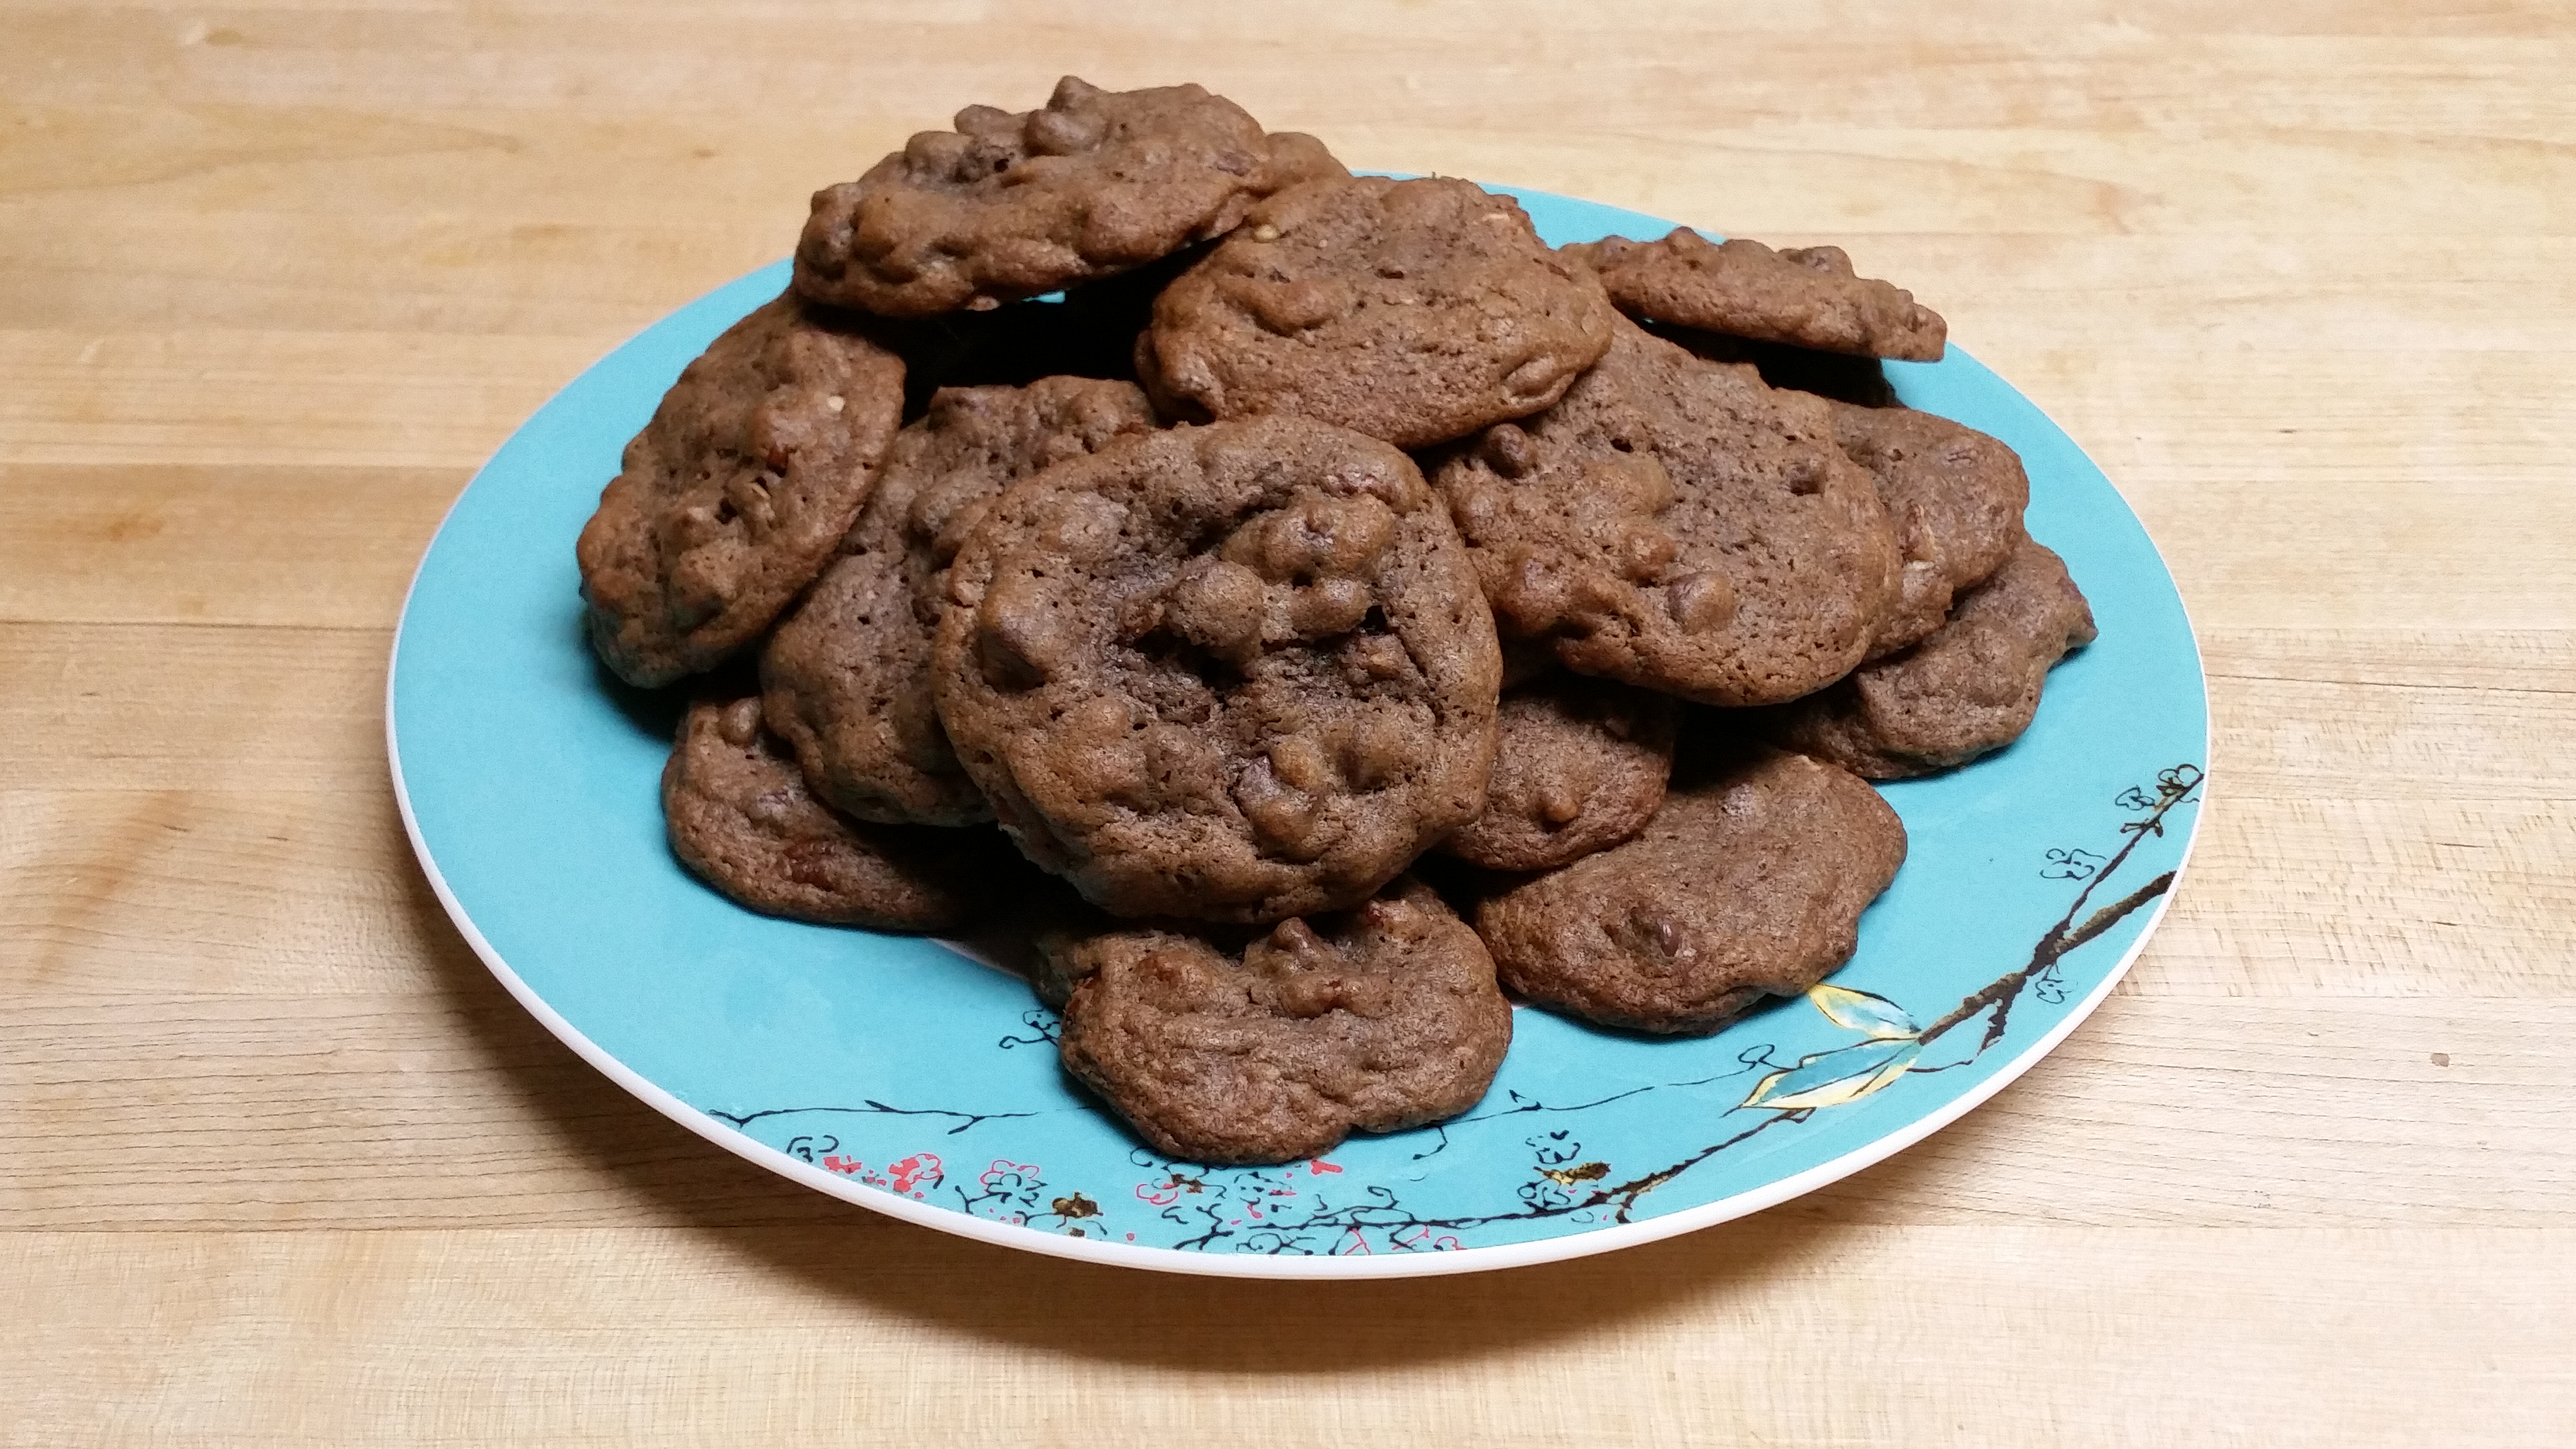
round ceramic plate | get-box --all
[390,183,2206,1279]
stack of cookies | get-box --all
[574,78,2099,1165]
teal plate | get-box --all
[390,184,2207,1279]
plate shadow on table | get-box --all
[402,811,1961,1371]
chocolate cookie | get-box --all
[1763,537,2097,779]
[1441,673,1679,872]
[1434,316,1900,706]
[661,696,998,931]
[576,293,904,688]
[1053,880,1512,1164]
[1831,402,2030,657]
[1139,176,1618,448]
[934,416,1502,923]
[1476,744,1907,1034]
[795,77,1344,318]
[762,378,1158,825]
[1566,229,1946,362]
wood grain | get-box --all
[4,0,2571,1442]
[3,1226,2569,1448]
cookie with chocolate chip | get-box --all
[934,416,1501,923]
[796,76,1344,318]
[577,293,904,688]
[1476,743,1906,1035]
[1140,176,1618,448]
[1763,537,2097,778]
[662,696,1000,931]
[1567,229,1946,361]
[1441,672,1678,872]
[1434,316,1900,707]
[762,377,1158,825]
[1053,879,1512,1163]
[1831,402,2029,657]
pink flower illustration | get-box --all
[980,1159,1041,1192]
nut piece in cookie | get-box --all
[1476,745,1906,1035]
[1567,229,1947,362]
[796,76,1346,317]
[934,416,1502,923]
[762,378,1158,825]
[1830,402,2030,657]
[1441,672,1679,872]
[1762,537,2097,779]
[1053,880,1512,1164]
[661,696,1002,932]
[1435,316,1900,706]
[1140,176,1618,448]
[576,293,904,688]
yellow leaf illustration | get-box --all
[1742,1038,1924,1112]
[1806,983,1919,1039]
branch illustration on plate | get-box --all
[1111,760,2206,1252]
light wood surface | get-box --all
[5,2,2571,1444]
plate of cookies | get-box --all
[390,77,2207,1277]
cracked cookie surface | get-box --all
[762,377,1157,825]
[576,293,904,688]
[1568,229,1946,361]
[1440,672,1678,873]
[662,696,1004,931]
[1052,880,1511,1164]
[1763,537,2096,779]
[1475,744,1906,1035]
[1434,317,1899,707]
[795,76,1343,318]
[934,416,1500,923]
[1830,402,2029,658]
[1140,176,1616,448]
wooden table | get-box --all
[5,2,2571,1443]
